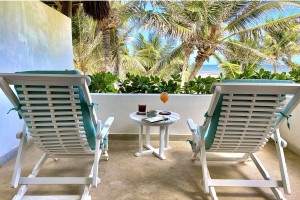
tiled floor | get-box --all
[1,139,299,200]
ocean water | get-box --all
[199,64,290,77]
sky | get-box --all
[130,3,300,66]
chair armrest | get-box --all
[187,119,197,132]
[97,117,114,139]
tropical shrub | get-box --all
[90,69,298,94]
[289,68,300,83]
[118,73,181,93]
[89,72,119,93]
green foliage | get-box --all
[289,68,300,83]
[183,76,219,94]
[90,68,299,94]
[118,73,181,93]
[89,72,119,93]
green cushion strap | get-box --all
[7,105,22,119]
[280,112,292,130]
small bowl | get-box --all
[147,110,157,117]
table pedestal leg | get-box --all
[156,126,166,160]
[164,126,171,149]
[135,125,144,157]
[145,125,150,147]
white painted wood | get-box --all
[164,126,170,149]
[0,73,114,199]
[20,195,87,200]
[131,111,180,160]
[274,129,291,194]
[199,126,209,194]
[159,126,165,159]
[209,179,283,187]
[0,73,91,86]
[19,177,94,185]
[187,82,300,199]
[11,124,27,188]
[145,126,150,146]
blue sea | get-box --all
[199,65,290,77]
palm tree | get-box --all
[142,1,300,81]
[127,33,183,79]
[262,21,300,72]
[98,1,144,74]
[72,5,104,74]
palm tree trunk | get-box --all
[188,54,207,81]
[114,34,120,75]
[181,47,192,87]
[102,29,112,72]
[273,63,277,73]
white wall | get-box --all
[91,94,212,135]
[279,96,300,156]
[92,93,300,155]
[0,1,73,160]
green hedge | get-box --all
[89,68,300,94]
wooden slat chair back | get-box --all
[0,71,114,200]
[16,84,93,155]
[187,79,300,200]
[210,93,285,153]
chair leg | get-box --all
[11,124,27,188]
[274,129,291,195]
[101,133,109,160]
[92,139,101,187]
[250,153,285,200]
[13,153,48,200]
[199,126,210,194]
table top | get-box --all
[130,110,180,126]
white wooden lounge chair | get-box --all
[0,70,114,200]
[187,79,300,200]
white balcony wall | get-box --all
[92,93,300,156]
[92,93,212,135]
[0,1,73,162]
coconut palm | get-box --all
[262,21,300,72]
[72,5,104,74]
[128,33,184,79]
[98,1,144,74]
[142,1,300,81]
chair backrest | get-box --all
[0,71,98,155]
[203,79,300,153]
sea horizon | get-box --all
[198,64,290,77]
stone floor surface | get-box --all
[0,140,300,200]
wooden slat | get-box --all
[25,117,83,121]
[215,135,270,139]
[222,101,283,107]
[221,106,282,112]
[217,127,273,131]
[31,136,85,141]
[219,117,277,122]
[23,111,82,116]
[19,177,93,185]
[218,122,275,127]
[16,87,79,92]
[220,112,279,117]
[27,122,84,127]
[223,96,286,101]
[29,127,84,132]
[18,94,79,98]
[22,106,81,110]
[20,100,80,104]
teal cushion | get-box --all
[202,79,294,150]
[14,70,97,150]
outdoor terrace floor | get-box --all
[0,139,300,200]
